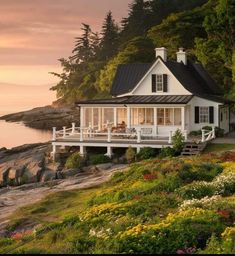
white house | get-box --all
[51,47,233,158]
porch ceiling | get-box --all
[76,95,193,105]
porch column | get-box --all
[51,143,56,161]
[91,108,94,128]
[98,108,102,130]
[127,106,131,128]
[80,146,86,156]
[181,107,185,131]
[154,108,157,135]
[106,146,113,158]
[80,107,84,128]
[136,147,141,154]
[52,127,56,141]
[114,108,117,126]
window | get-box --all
[174,108,181,125]
[157,108,181,126]
[165,108,174,125]
[157,108,164,125]
[131,108,154,125]
[117,108,127,125]
[156,75,163,91]
[199,107,209,123]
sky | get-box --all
[0,0,130,85]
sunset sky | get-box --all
[0,0,129,85]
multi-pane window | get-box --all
[199,107,209,123]
[156,75,163,91]
[157,108,181,126]
[131,108,154,125]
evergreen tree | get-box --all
[99,11,119,60]
[195,0,235,95]
[120,0,150,42]
[72,23,94,63]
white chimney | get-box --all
[155,47,167,62]
[177,47,187,65]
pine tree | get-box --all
[72,23,94,63]
[120,0,150,42]
[99,11,119,60]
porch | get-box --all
[51,122,215,158]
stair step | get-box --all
[181,142,207,156]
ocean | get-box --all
[0,83,56,149]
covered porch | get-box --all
[80,105,187,137]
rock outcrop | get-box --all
[0,143,62,187]
[0,105,80,130]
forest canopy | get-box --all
[51,0,235,105]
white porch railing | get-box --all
[201,127,216,143]
[52,123,187,144]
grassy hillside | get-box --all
[1,150,235,254]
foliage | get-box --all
[172,129,185,154]
[89,154,111,165]
[65,152,84,169]
[178,163,223,183]
[125,146,136,164]
[137,147,157,160]
[195,0,235,95]
[159,146,176,158]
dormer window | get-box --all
[157,75,163,91]
[152,74,168,93]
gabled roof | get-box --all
[111,59,223,97]
[110,63,153,96]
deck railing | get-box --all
[52,123,190,144]
[201,127,215,143]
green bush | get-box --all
[90,154,111,165]
[125,147,136,163]
[179,163,223,183]
[65,152,84,169]
[172,129,185,154]
[137,147,157,160]
[116,209,225,254]
[159,147,176,158]
[189,130,201,136]
[190,126,224,138]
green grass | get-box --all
[1,153,235,254]
[203,143,235,153]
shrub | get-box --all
[65,152,84,169]
[172,129,185,154]
[179,163,223,183]
[159,147,176,158]
[125,147,136,163]
[137,147,157,160]
[189,130,201,136]
[116,208,224,254]
[90,154,111,165]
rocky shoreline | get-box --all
[0,105,80,131]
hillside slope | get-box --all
[0,151,235,254]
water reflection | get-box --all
[0,120,52,149]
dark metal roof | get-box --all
[77,95,194,105]
[110,63,152,96]
[111,59,223,97]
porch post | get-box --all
[106,146,113,158]
[98,108,102,130]
[63,126,66,138]
[107,127,112,142]
[168,131,173,144]
[51,143,56,161]
[154,108,157,135]
[181,107,185,131]
[80,129,84,142]
[80,107,84,128]
[91,108,94,128]
[52,127,56,141]
[127,106,131,128]
[71,123,76,134]
[114,108,117,126]
[80,146,86,156]
[137,130,141,143]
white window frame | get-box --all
[156,74,163,92]
[199,107,209,123]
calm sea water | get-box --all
[0,83,56,149]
